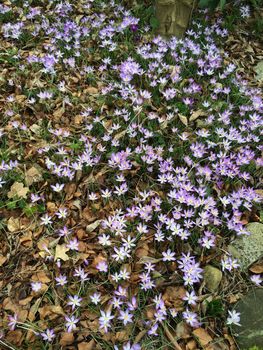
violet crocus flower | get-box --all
[130,24,138,32]
[182,309,200,328]
[41,329,55,342]
[8,314,18,330]
[96,260,108,272]
[31,282,42,292]
[118,309,133,325]
[65,315,79,333]
[99,310,114,333]
[67,295,82,310]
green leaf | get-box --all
[23,205,38,217]
[199,0,220,9]
[150,16,159,30]
[219,0,226,9]
[7,200,17,210]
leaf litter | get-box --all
[0,1,262,350]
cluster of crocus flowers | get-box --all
[1,0,262,347]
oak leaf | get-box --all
[55,244,70,261]
[8,182,29,199]
[25,166,43,186]
[7,217,20,232]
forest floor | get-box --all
[0,1,262,350]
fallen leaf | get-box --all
[53,107,65,120]
[7,217,21,232]
[249,261,263,274]
[186,339,197,350]
[86,220,101,233]
[65,183,77,200]
[176,321,191,339]
[193,328,212,347]
[84,86,98,94]
[178,114,188,126]
[32,271,51,283]
[255,189,263,198]
[0,255,7,266]
[8,182,29,199]
[18,295,33,306]
[189,109,207,122]
[6,330,23,346]
[74,115,84,124]
[55,244,70,261]
[78,340,96,350]
[28,298,42,322]
[30,124,41,134]
[20,232,33,247]
[163,286,186,311]
[59,332,74,346]
[91,254,106,270]
[25,166,43,186]
[161,322,183,350]
[39,304,64,319]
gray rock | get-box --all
[255,61,263,82]
[228,223,263,270]
[232,289,263,349]
[204,265,222,292]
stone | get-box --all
[254,61,263,82]
[204,265,222,292]
[232,289,263,349]
[228,223,263,270]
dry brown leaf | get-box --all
[176,321,191,339]
[193,328,212,347]
[114,130,126,140]
[53,107,65,120]
[8,182,29,199]
[15,95,27,103]
[189,109,207,122]
[25,166,43,186]
[84,86,98,94]
[28,298,42,322]
[59,332,74,346]
[135,243,149,259]
[249,261,263,274]
[6,330,23,346]
[65,183,77,200]
[74,115,84,124]
[38,304,64,319]
[86,220,101,233]
[0,255,7,266]
[78,340,96,350]
[186,339,197,350]
[161,322,183,350]
[163,286,186,310]
[32,271,51,283]
[255,189,263,198]
[55,244,70,261]
[19,293,33,306]
[37,238,50,251]
[82,206,97,222]
[91,254,106,270]
[7,217,21,232]
[30,124,41,134]
[227,293,241,304]
[178,114,188,126]
[20,232,33,247]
